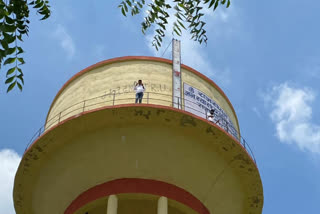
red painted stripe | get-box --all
[64,178,210,214]
[45,56,239,129]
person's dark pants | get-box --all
[135,92,144,103]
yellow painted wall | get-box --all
[46,58,239,135]
[46,60,173,129]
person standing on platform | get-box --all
[134,80,145,103]
[207,109,215,122]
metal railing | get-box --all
[25,91,256,164]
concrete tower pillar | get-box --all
[106,195,118,214]
[157,196,168,214]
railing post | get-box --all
[83,101,86,112]
[181,97,184,110]
[226,121,229,133]
[172,95,174,107]
[147,92,149,104]
[58,112,62,123]
[113,92,116,105]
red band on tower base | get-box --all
[64,178,210,214]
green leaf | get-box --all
[0,9,9,17]
[3,32,15,44]
[6,47,16,55]
[4,57,16,65]
[40,14,50,20]
[17,82,23,91]
[214,0,219,10]
[0,50,6,60]
[18,29,29,35]
[123,3,128,12]
[178,3,184,8]
[5,76,15,84]
[5,16,15,25]
[209,0,216,8]
[7,81,16,93]
[158,22,166,30]
[155,37,161,47]
[3,24,16,33]
[17,47,24,55]
[126,0,132,7]
[134,6,139,15]
[34,1,44,9]
[6,67,16,76]
[227,0,231,8]
[173,28,181,36]
[17,67,22,74]
[17,35,23,42]
[121,7,126,16]
[17,57,25,64]
[177,20,186,30]
[39,10,48,15]
[17,74,24,85]
[1,40,9,49]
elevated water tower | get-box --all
[13,41,263,214]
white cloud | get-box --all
[53,24,76,59]
[145,3,239,87]
[264,83,320,153]
[0,149,21,214]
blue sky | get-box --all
[1,0,320,213]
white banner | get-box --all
[183,83,238,139]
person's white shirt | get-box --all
[135,85,145,93]
[207,112,214,122]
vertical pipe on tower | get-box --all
[106,195,118,214]
[157,196,168,214]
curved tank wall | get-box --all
[45,56,240,139]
